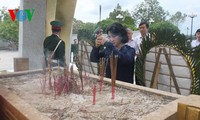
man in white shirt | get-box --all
[125,28,138,51]
[134,21,150,55]
[191,29,200,48]
[134,21,149,86]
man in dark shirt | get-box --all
[71,39,79,56]
[43,20,65,67]
[90,23,135,84]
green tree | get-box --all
[109,3,124,20]
[132,0,169,23]
[72,18,96,34]
[122,16,136,30]
[168,11,187,27]
[109,3,136,28]
[100,18,115,33]
[72,18,84,34]
[77,28,94,45]
[149,21,187,47]
[94,18,136,34]
[82,22,96,32]
[149,21,180,41]
[76,22,96,45]
[0,7,19,45]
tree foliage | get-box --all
[132,0,187,27]
[149,21,180,41]
[109,3,136,29]
[168,11,187,27]
[132,0,169,23]
[109,4,129,20]
[100,18,115,33]
[82,22,96,32]
[77,28,95,46]
[72,18,84,34]
[76,21,96,45]
[72,18,96,34]
[0,7,19,44]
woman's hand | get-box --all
[95,35,106,47]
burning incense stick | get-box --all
[40,71,46,94]
[93,85,97,105]
[99,58,105,94]
[113,55,118,86]
[83,72,89,85]
[40,57,47,94]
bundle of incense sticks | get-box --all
[110,53,118,100]
[99,58,105,94]
[47,58,53,90]
[41,62,47,94]
[70,65,78,93]
[63,62,70,94]
[63,59,68,77]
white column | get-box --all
[19,0,46,69]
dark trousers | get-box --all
[135,57,145,86]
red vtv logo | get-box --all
[8,9,35,22]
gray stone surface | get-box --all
[0,40,9,49]
[0,40,17,50]
[0,50,18,72]
[145,47,192,95]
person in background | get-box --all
[191,29,200,48]
[71,39,79,62]
[134,21,150,55]
[125,27,139,52]
[90,22,135,84]
[71,39,79,55]
[43,20,65,67]
[134,21,150,86]
[125,27,138,84]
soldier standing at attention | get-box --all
[43,20,65,67]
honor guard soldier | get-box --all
[43,20,65,67]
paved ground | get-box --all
[0,50,19,72]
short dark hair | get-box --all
[196,29,200,33]
[139,21,149,28]
[106,22,128,43]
